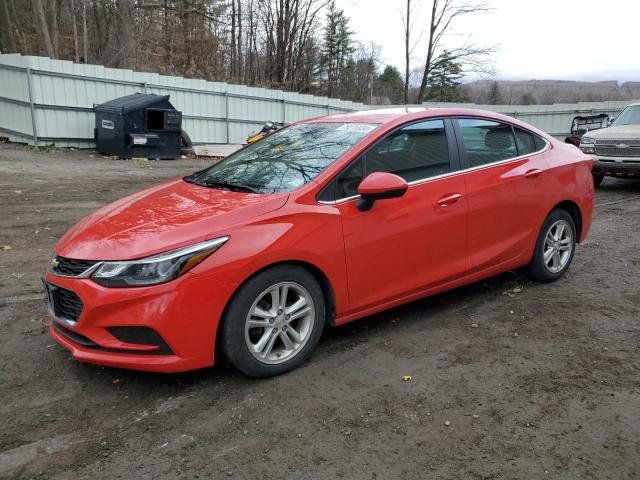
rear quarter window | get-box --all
[514,126,547,155]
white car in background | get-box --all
[580,102,640,186]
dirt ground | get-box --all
[0,144,639,480]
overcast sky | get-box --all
[340,0,640,83]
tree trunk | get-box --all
[48,0,58,57]
[417,0,438,103]
[118,0,135,68]
[9,0,28,53]
[230,0,236,80]
[404,0,410,104]
[237,0,242,81]
[70,0,79,62]
[1,0,17,52]
[82,0,88,62]
[33,0,55,57]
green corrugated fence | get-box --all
[0,53,634,147]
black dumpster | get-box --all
[94,93,182,159]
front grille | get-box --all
[595,139,640,146]
[52,256,97,276]
[57,288,84,323]
[595,146,640,157]
[45,282,84,324]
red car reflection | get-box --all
[45,108,594,377]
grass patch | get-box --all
[24,143,66,153]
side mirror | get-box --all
[356,172,408,211]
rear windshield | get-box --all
[188,122,377,194]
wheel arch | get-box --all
[216,260,338,349]
[550,200,583,242]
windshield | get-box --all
[186,122,377,194]
[612,105,640,126]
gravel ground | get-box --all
[0,144,639,480]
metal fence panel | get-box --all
[1,53,637,148]
[423,101,633,138]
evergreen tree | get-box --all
[375,65,405,104]
[426,51,466,102]
[488,81,502,105]
[321,1,354,97]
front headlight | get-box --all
[91,237,229,287]
[581,137,595,144]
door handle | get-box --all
[524,169,543,178]
[437,193,463,207]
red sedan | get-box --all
[45,108,594,377]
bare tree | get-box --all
[117,0,136,68]
[236,0,242,81]
[399,0,423,104]
[416,0,495,103]
[81,0,87,62]
[1,0,394,102]
[404,0,409,104]
[262,0,328,88]
[70,0,79,62]
[32,0,55,57]
[230,0,237,79]
[1,0,17,52]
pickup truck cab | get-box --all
[580,102,640,186]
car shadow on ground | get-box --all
[597,177,640,194]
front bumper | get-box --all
[591,155,640,177]
[45,271,237,373]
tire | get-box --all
[180,129,194,156]
[593,174,604,188]
[526,209,577,283]
[219,265,325,378]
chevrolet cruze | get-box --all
[45,108,594,377]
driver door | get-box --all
[330,119,468,313]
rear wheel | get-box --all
[219,265,325,377]
[526,209,576,283]
[593,174,604,188]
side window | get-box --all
[363,119,451,183]
[534,134,547,151]
[513,127,538,155]
[457,119,518,167]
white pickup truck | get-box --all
[580,102,640,186]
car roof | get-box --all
[302,106,554,141]
[316,107,430,124]
[307,106,519,125]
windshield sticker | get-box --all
[335,123,377,134]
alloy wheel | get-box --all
[543,219,573,273]
[244,282,315,365]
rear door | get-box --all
[322,118,468,313]
[453,118,550,274]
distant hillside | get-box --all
[462,79,640,105]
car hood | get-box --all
[56,178,289,260]
[584,124,640,140]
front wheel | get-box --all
[526,209,577,283]
[219,265,325,377]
